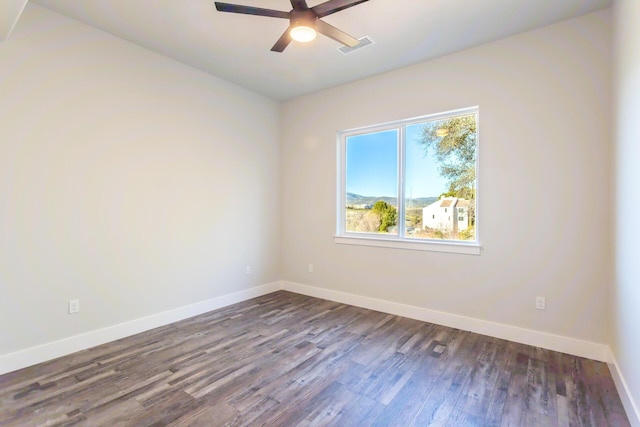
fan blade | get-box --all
[214,2,290,19]
[271,27,293,52]
[290,0,309,10]
[311,0,369,18]
[315,18,359,47]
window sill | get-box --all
[334,235,481,255]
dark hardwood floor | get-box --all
[0,291,630,426]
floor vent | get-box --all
[338,36,374,54]
[427,341,448,358]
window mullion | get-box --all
[397,126,406,238]
[337,134,346,235]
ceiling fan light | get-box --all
[290,25,316,43]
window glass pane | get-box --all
[337,107,478,251]
[345,129,398,235]
[404,114,477,241]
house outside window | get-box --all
[335,107,480,255]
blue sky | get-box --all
[346,124,447,198]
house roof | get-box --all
[424,197,472,210]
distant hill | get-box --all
[346,192,437,208]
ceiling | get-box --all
[30,0,612,101]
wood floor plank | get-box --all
[0,291,631,427]
[294,381,354,426]
[165,399,240,427]
[456,338,503,418]
[368,363,440,426]
[409,330,482,426]
[483,341,519,426]
[328,390,384,427]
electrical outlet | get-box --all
[68,299,80,314]
[308,264,314,273]
[535,296,546,310]
[245,265,251,275]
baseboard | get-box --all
[607,347,640,427]
[280,281,609,362]
[0,282,280,376]
[0,280,613,377]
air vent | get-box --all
[338,36,374,54]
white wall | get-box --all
[612,0,640,418]
[281,11,611,344]
[0,5,280,356]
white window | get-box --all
[335,107,480,255]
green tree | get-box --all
[440,183,475,201]
[439,183,457,199]
[372,200,397,232]
[419,114,477,225]
[419,115,476,193]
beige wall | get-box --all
[612,0,640,414]
[281,10,611,343]
[0,5,280,355]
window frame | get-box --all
[335,107,481,255]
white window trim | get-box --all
[335,106,481,255]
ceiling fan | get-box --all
[214,0,370,52]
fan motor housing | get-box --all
[290,10,317,27]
